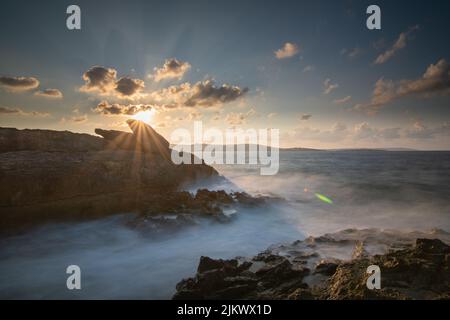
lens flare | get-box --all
[315,193,333,204]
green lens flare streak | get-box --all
[315,193,333,204]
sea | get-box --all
[1,151,449,299]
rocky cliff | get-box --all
[0,120,219,230]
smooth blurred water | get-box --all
[0,151,449,299]
[215,151,450,235]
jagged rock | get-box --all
[95,119,171,159]
[173,254,310,300]
[0,120,219,231]
[173,234,450,300]
[198,257,239,273]
[313,259,340,276]
[323,238,450,299]
[415,238,450,254]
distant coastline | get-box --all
[172,143,450,152]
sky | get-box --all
[1,0,450,149]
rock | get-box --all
[324,238,450,300]
[198,257,238,273]
[352,240,369,259]
[415,238,450,254]
[0,120,219,231]
[94,129,135,150]
[125,189,274,234]
[173,234,450,300]
[173,254,310,300]
[95,119,171,159]
[0,127,104,152]
[313,259,340,276]
[287,288,315,300]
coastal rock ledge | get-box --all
[0,120,218,230]
[173,231,450,300]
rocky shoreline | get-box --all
[0,120,219,232]
[125,189,278,236]
[173,229,450,300]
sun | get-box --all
[131,110,155,124]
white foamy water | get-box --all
[0,151,449,299]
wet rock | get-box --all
[324,238,450,299]
[126,189,274,234]
[314,259,340,276]
[352,240,369,259]
[415,238,450,254]
[173,233,450,300]
[198,257,239,273]
[173,254,310,300]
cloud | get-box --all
[188,111,203,121]
[275,42,300,59]
[151,58,191,82]
[80,66,145,100]
[374,26,419,65]
[341,47,362,59]
[288,122,348,143]
[80,66,117,94]
[378,127,402,140]
[267,112,277,118]
[211,112,221,121]
[404,121,450,139]
[115,77,145,99]
[34,88,63,99]
[0,76,39,92]
[155,122,168,128]
[334,96,352,104]
[61,114,88,124]
[348,47,362,59]
[0,106,49,117]
[151,80,248,109]
[93,101,153,115]
[372,38,386,50]
[185,80,249,107]
[300,114,312,120]
[323,78,339,95]
[353,123,407,140]
[225,109,256,126]
[288,121,408,143]
[302,65,314,73]
[356,59,450,114]
[289,120,450,145]
[71,114,88,123]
